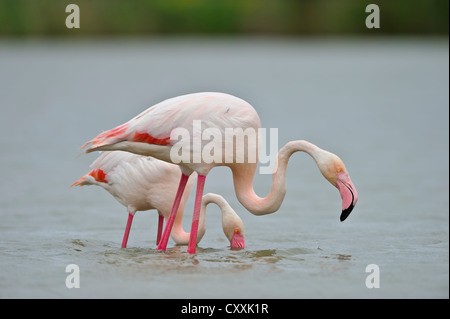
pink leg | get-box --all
[157,173,190,251]
[121,213,134,248]
[156,214,164,245]
[187,174,206,254]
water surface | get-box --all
[0,38,448,298]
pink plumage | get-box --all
[80,92,358,254]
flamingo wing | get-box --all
[81,92,260,153]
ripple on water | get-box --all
[95,244,319,276]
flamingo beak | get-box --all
[336,172,358,222]
[230,228,245,250]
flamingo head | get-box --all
[316,151,358,221]
[229,228,246,250]
[215,194,246,250]
[223,216,245,250]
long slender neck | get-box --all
[232,140,321,215]
[170,193,229,245]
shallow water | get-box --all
[0,37,448,298]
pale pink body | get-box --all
[81,92,358,253]
[72,151,245,249]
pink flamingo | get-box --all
[81,92,358,254]
[71,151,245,250]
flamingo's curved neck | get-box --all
[170,193,235,245]
[232,140,321,215]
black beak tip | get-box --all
[340,205,354,222]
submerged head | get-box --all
[229,228,245,250]
[221,205,245,250]
[316,151,358,221]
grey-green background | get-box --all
[0,1,448,298]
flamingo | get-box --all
[71,151,245,250]
[80,92,358,254]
